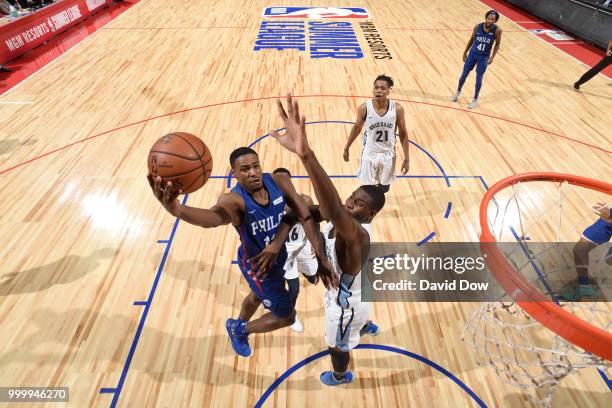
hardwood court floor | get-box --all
[0,1,610,407]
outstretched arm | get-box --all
[343,103,367,161]
[396,104,410,174]
[148,175,240,227]
[271,94,364,240]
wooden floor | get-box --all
[0,1,610,407]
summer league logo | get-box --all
[254,6,393,59]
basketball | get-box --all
[147,132,213,194]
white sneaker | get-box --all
[290,314,304,333]
[468,99,478,109]
[451,92,461,102]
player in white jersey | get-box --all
[273,168,318,333]
[269,94,386,386]
[343,75,410,193]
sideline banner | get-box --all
[0,0,112,64]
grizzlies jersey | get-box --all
[285,223,306,252]
[322,222,372,308]
[470,23,497,56]
[232,173,288,276]
[363,99,397,153]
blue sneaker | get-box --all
[320,371,354,386]
[360,320,380,337]
[226,318,251,357]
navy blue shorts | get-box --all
[239,265,294,318]
[464,52,489,76]
[583,219,612,245]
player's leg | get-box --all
[574,55,612,89]
[320,347,353,385]
[296,241,318,283]
[227,290,261,357]
[244,274,296,333]
[453,53,478,101]
[285,247,305,332]
[227,269,296,356]
[562,219,611,300]
[469,56,488,109]
[378,152,396,193]
[322,302,372,385]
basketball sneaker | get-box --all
[451,91,461,102]
[560,285,595,301]
[226,318,251,357]
[468,99,478,109]
[290,314,304,333]
[360,320,380,337]
[320,371,354,386]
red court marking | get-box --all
[479,0,612,78]
[0,94,609,176]
[0,0,141,95]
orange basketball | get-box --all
[147,132,213,194]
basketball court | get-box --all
[0,1,610,407]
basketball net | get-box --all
[463,173,611,406]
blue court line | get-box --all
[225,120,451,188]
[417,231,437,246]
[254,343,487,408]
[477,176,489,190]
[132,301,148,306]
[598,369,612,391]
[444,202,453,219]
[100,194,189,407]
[156,240,168,244]
[231,260,239,264]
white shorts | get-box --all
[324,293,371,351]
[357,149,396,186]
[283,241,318,280]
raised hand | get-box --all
[270,93,312,159]
[147,175,181,215]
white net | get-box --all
[464,176,612,406]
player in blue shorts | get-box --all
[148,147,323,357]
[452,10,503,109]
[563,203,612,300]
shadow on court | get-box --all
[0,248,117,295]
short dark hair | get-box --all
[229,147,258,167]
[374,74,394,88]
[273,167,291,177]
[359,185,386,213]
[485,10,500,22]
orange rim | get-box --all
[479,172,612,361]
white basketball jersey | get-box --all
[322,222,372,307]
[285,223,306,252]
[363,99,397,153]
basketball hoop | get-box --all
[464,172,612,406]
